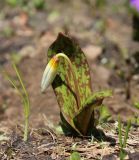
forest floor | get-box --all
[0,0,139,159]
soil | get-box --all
[0,0,139,159]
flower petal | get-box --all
[130,0,139,12]
[41,56,58,92]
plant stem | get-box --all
[24,115,29,141]
[56,53,81,109]
[23,99,29,141]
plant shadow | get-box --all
[60,113,116,145]
[53,74,79,104]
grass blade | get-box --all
[4,63,30,141]
[118,116,123,148]
[123,120,131,148]
[12,63,30,114]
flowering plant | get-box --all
[41,33,111,136]
[130,0,139,12]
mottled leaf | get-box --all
[47,33,111,135]
[74,90,112,135]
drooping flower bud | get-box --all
[41,55,59,92]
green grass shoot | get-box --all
[4,63,30,142]
[118,117,131,160]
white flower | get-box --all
[41,55,58,92]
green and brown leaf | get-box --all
[47,33,111,135]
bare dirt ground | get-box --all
[0,0,139,159]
